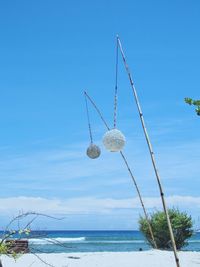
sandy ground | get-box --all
[1,250,200,267]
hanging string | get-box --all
[84,91,110,130]
[113,35,119,128]
[84,91,93,144]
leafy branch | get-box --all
[185,98,200,116]
[0,211,66,267]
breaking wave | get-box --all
[29,237,86,245]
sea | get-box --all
[3,230,198,254]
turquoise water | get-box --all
[23,231,200,253]
[1,230,199,253]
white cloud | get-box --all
[0,195,200,216]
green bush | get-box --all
[139,208,193,250]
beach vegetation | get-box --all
[0,212,63,267]
[185,98,200,116]
[139,208,193,250]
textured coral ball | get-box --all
[103,129,126,152]
[86,144,101,159]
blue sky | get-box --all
[0,0,199,230]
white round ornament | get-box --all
[102,129,126,152]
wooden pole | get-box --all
[117,37,180,267]
[84,91,157,249]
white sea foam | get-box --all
[29,237,86,245]
[84,240,145,244]
[28,237,145,245]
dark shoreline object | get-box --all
[5,239,29,253]
[68,256,80,259]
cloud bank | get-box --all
[1,195,200,216]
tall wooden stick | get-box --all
[117,37,180,267]
[84,91,157,249]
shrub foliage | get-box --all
[185,97,200,116]
[139,208,193,250]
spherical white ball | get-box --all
[102,129,126,152]
[86,144,101,159]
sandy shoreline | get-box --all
[1,250,200,267]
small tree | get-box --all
[139,208,193,250]
[185,98,200,116]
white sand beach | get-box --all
[1,250,200,267]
